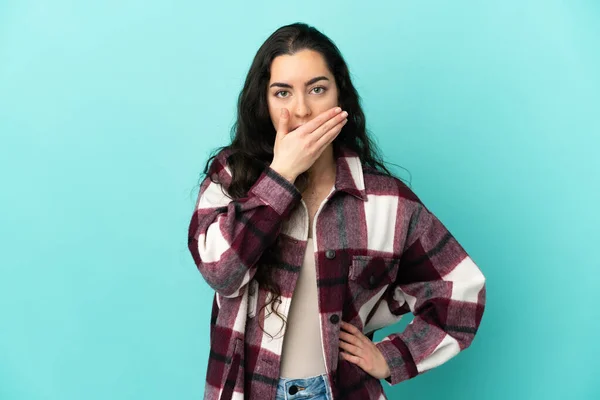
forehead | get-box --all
[269,49,332,82]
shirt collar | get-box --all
[332,144,368,201]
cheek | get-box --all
[314,96,339,113]
[329,88,340,106]
[316,89,339,109]
[267,102,279,126]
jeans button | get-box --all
[289,385,298,395]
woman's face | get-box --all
[267,49,339,133]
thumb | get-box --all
[277,108,289,137]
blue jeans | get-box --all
[275,373,332,400]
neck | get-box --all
[307,144,336,186]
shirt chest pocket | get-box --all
[349,255,401,290]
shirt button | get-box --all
[369,274,377,287]
[329,314,340,324]
[325,250,336,259]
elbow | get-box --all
[187,231,242,297]
[198,265,247,298]
[447,256,486,305]
[190,247,250,298]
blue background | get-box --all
[1,1,598,399]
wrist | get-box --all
[269,164,297,184]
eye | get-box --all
[275,90,290,98]
[312,86,326,94]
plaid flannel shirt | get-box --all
[187,145,486,400]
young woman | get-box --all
[188,23,486,400]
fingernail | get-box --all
[341,111,348,118]
[335,107,342,113]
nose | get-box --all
[293,94,311,120]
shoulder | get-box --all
[204,147,235,190]
[362,164,424,207]
[211,147,236,174]
[362,166,442,247]
[209,147,234,172]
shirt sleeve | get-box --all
[375,198,487,385]
[187,151,302,298]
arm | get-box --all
[187,151,301,298]
[375,199,486,385]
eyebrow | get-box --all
[269,76,330,89]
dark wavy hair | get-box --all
[197,22,403,336]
